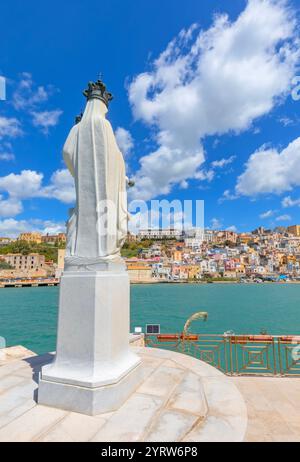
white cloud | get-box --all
[0,168,75,218]
[43,169,75,204]
[10,73,62,134]
[42,221,66,235]
[276,214,291,221]
[0,170,43,199]
[0,142,15,161]
[278,116,295,127]
[226,225,237,232]
[218,189,238,203]
[236,137,300,196]
[0,152,15,161]
[0,218,29,236]
[31,110,63,134]
[211,156,236,169]
[0,197,23,217]
[128,206,192,234]
[282,195,300,207]
[180,180,189,189]
[115,127,134,157]
[260,210,275,219]
[130,145,204,200]
[129,0,299,200]
[194,169,215,182]
[211,218,222,230]
[0,117,23,139]
[12,72,50,111]
[0,218,65,238]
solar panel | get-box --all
[146,324,160,335]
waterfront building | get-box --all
[126,262,153,283]
[187,265,201,279]
[18,232,42,244]
[215,231,238,244]
[172,250,182,262]
[2,253,45,270]
[0,237,15,247]
[238,233,254,244]
[153,263,171,281]
[287,225,300,237]
[126,232,137,242]
[41,233,66,245]
[0,253,48,279]
[2,225,300,282]
[138,228,183,240]
[203,230,215,243]
[184,237,202,250]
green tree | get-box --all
[0,259,13,270]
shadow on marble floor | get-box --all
[24,353,55,402]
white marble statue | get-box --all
[38,80,141,415]
[63,81,128,268]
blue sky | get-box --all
[1,0,300,236]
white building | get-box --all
[138,228,183,240]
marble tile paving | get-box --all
[0,346,298,442]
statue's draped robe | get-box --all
[63,99,128,264]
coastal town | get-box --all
[1,225,300,285]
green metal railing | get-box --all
[144,333,300,377]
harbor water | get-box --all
[0,283,299,354]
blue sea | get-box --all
[0,284,299,354]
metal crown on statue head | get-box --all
[83,79,113,107]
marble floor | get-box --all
[0,345,247,442]
[0,345,299,442]
[231,376,300,442]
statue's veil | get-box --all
[63,98,128,263]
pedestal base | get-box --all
[38,269,142,415]
[38,362,142,416]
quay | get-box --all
[0,278,59,289]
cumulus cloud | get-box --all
[128,0,299,200]
[218,189,238,203]
[0,117,23,139]
[0,170,44,199]
[31,110,63,134]
[282,195,300,207]
[0,197,23,217]
[128,205,193,234]
[42,221,66,235]
[0,168,75,218]
[211,218,222,230]
[0,218,66,238]
[236,137,300,196]
[43,169,75,204]
[115,127,134,157]
[226,225,237,232]
[0,218,31,236]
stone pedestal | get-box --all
[38,270,142,415]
